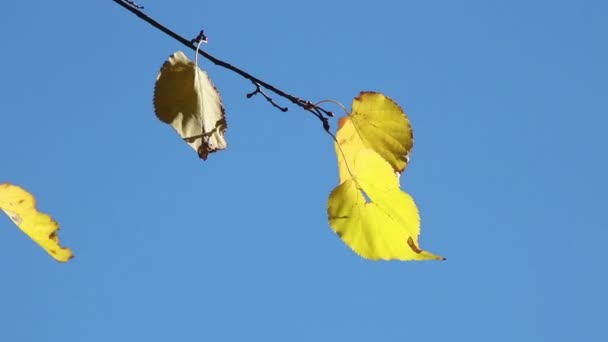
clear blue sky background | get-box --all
[1,0,606,341]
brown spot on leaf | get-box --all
[407,237,422,254]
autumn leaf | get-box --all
[328,148,442,261]
[154,51,227,160]
[348,92,413,174]
[0,183,73,262]
[327,92,442,261]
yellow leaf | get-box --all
[328,92,442,261]
[348,92,413,175]
[0,183,73,262]
[335,116,368,184]
[154,51,227,160]
[328,149,443,261]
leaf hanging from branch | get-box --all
[154,51,227,160]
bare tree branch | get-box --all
[112,0,333,131]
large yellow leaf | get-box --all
[0,183,73,262]
[328,92,442,261]
[338,92,414,182]
[328,149,442,261]
[154,51,227,160]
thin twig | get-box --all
[112,0,333,131]
[246,83,288,112]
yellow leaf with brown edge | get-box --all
[0,183,73,262]
[328,148,443,261]
[337,92,413,183]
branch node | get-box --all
[190,30,208,44]
[318,108,335,118]
[322,118,330,132]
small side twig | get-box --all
[112,0,335,133]
[246,82,288,112]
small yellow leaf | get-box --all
[0,183,73,262]
[154,51,227,160]
[349,92,414,174]
[328,149,442,261]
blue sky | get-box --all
[1,0,606,341]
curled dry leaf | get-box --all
[0,183,73,262]
[154,51,227,160]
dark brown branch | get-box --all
[112,0,333,131]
